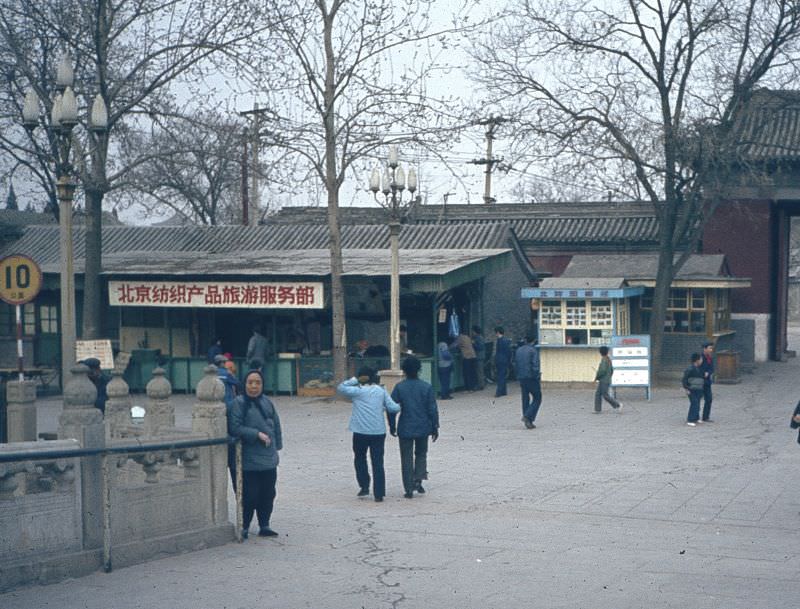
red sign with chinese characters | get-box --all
[108,280,323,309]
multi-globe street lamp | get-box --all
[369,145,417,373]
[21,53,108,388]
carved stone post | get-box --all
[105,372,132,439]
[6,380,37,442]
[193,365,228,525]
[144,368,174,436]
[58,364,105,549]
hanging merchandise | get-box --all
[448,311,460,338]
[438,307,447,323]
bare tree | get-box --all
[0,0,257,338]
[117,111,246,225]
[471,0,800,371]
[242,0,477,380]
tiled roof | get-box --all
[561,254,735,281]
[734,89,800,161]
[100,248,512,278]
[271,202,660,246]
[0,222,514,273]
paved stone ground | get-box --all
[3,335,800,609]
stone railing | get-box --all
[0,364,233,592]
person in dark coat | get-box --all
[215,353,241,489]
[682,353,705,426]
[207,338,223,364]
[389,356,440,498]
[229,369,283,539]
[791,401,800,443]
[699,340,715,422]
[471,325,486,390]
[493,326,512,397]
[514,334,541,429]
[81,358,109,414]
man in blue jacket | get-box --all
[493,326,512,397]
[515,334,542,429]
[389,356,440,498]
[699,340,715,422]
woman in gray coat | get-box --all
[229,369,283,539]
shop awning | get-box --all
[100,248,513,294]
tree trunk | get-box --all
[82,188,103,339]
[323,7,347,382]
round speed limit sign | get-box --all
[0,254,43,305]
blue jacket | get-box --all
[337,378,400,435]
[217,367,240,408]
[437,342,453,368]
[389,378,439,438]
[514,343,540,379]
[495,336,512,365]
[229,394,282,471]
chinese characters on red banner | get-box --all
[108,281,323,309]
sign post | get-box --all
[610,334,652,401]
[0,255,43,381]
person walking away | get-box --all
[246,325,270,370]
[451,332,478,391]
[388,357,440,499]
[81,358,109,414]
[594,346,622,413]
[493,326,512,397]
[229,369,283,539]
[515,334,542,429]
[682,353,705,426]
[699,340,715,422]
[437,341,454,399]
[337,366,400,502]
[471,325,486,390]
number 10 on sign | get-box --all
[0,255,43,380]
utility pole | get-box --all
[241,140,249,226]
[470,116,509,204]
[238,104,270,225]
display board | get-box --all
[610,334,651,400]
[76,339,115,370]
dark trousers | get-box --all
[242,468,277,530]
[687,390,702,422]
[463,358,478,390]
[352,432,386,498]
[520,375,542,422]
[476,357,485,389]
[594,381,620,411]
[495,361,509,396]
[438,365,452,398]
[399,436,428,493]
[702,384,713,421]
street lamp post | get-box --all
[22,53,108,389]
[369,145,417,373]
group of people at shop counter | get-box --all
[210,328,736,540]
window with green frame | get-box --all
[0,303,36,336]
[640,287,711,333]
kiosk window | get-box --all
[540,300,562,327]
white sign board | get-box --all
[109,280,324,309]
[76,339,115,370]
[610,335,651,400]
